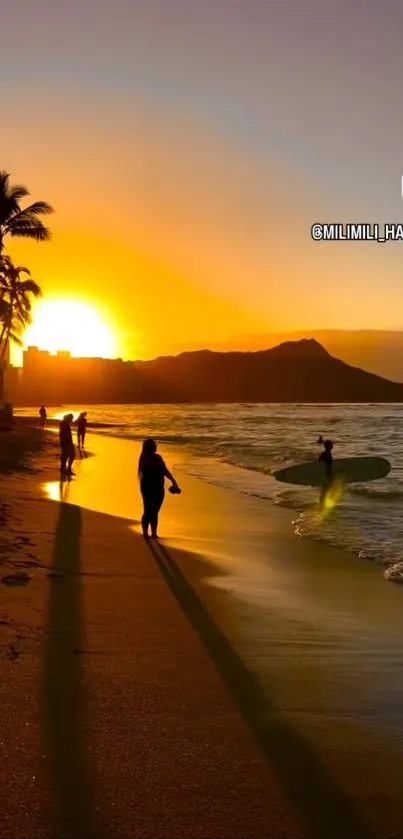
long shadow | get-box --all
[147,539,375,839]
[43,500,98,838]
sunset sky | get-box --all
[3,0,403,362]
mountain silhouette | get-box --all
[14,339,403,404]
[134,339,403,402]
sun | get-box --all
[23,299,118,358]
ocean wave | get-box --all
[272,490,315,512]
[97,428,221,446]
[220,458,275,475]
[187,469,273,501]
[348,485,403,501]
[292,506,403,586]
[384,563,403,583]
[220,448,318,475]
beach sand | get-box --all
[1,420,403,837]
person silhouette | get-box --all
[59,413,76,477]
[77,411,88,449]
[39,406,47,429]
[318,436,334,506]
[138,438,180,539]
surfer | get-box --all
[318,436,333,506]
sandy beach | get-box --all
[1,419,403,838]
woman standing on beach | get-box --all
[138,439,180,539]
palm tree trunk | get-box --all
[0,321,7,352]
[0,293,14,359]
[0,333,8,360]
[0,320,9,401]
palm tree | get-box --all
[0,256,42,353]
[0,171,53,254]
[0,256,42,399]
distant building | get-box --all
[16,346,137,405]
[4,364,20,402]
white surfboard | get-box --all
[273,457,391,487]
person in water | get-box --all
[77,411,88,448]
[138,438,180,539]
[59,413,76,476]
[318,436,334,506]
[39,406,47,429]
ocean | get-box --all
[25,402,403,584]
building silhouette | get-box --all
[6,346,137,405]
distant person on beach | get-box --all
[77,411,88,448]
[59,413,76,476]
[39,406,47,429]
[318,436,333,506]
[138,438,180,539]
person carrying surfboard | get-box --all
[317,436,334,506]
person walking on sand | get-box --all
[59,413,76,476]
[39,405,47,429]
[77,411,88,449]
[138,438,180,539]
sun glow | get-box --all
[319,479,345,520]
[23,300,117,358]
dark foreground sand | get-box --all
[1,419,403,839]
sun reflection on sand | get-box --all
[44,480,72,503]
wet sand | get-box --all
[1,420,403,837]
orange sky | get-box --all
[4,2,403,363]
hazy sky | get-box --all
[2,0,403,359]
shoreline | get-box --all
[16,407,402,584]
[2,419,403,835]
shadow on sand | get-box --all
[43,498,99,838]
[147,538,375,839]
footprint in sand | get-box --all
[1,572,31,587]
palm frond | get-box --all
[5,215,52,242]
[0,174,25,222]
[14,297,32,318]
[8,330,23,347]
[14,279,41,296]
[0,172,10,192]
[8,185,30,202]
[0,258,31,279]
[23,200,53,216]
[0,173,53,250]
[0,254,14,269]
[0,299,10,320]
[13,266,31,277]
